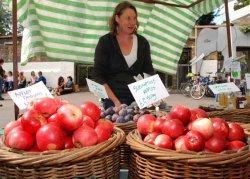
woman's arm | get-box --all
[103,84,121,107]
[93,36,121,107]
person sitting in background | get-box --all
[18,71,27,89]
[6,71,14,91]
[28,71,38,86]
[36,71,46,85]
[0,58,5,100]
[55,76,65,96]
[61,76,74,95]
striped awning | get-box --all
[6,0,224,74]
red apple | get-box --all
[36,124,64,151]
[33,97,58,117]
[4,120,21,137]
[21,109,47,134]
[190,108,208,121]
[154,117,165,133]
[227,140,246,150]
[211,118,229,139]
[79,101,100,122]
[228,122,245,141]
[137,114,156,135]
[144,132,159,144]
[162,118,184,139]
[169,105,191,125]
[96,119,114,133]
[82,115,95,128]
[95,124,111,143]
[205,136,226,153]
[72,126,98,147]
[57,104,83,131]
[174,135,188,151]
[8,129,33,150]
[190,118,214,140]
[154,134,173,149]
[184,131,205,152]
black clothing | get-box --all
[92,33,154,107]
[0,66,3,78]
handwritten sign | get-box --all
[8,81,53,110]
[246,73,250,89]
[128,74,169,109]
[86,78,108,99]
[208,82,240,95]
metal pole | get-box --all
[12,0,19,119]
[224,0,232,58]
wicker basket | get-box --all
[0,127,125,179]
[126,129,250,179]
[208,109,250,125]
[115,121,136,169]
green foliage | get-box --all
[234,0,250,34]
[0,1,23,35]
[239,25,250,33]
[196,9,221,25]
[234,0,250,10]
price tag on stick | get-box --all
[86,78,108,99]
[8,81,54,110]
[128,74,169,109]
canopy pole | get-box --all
[224,0,232,58]
[12,0,19,119]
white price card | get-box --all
[128,74,169,109]
[86,78,108,99]
[8,81,54,110]
[208,82,240,95]
[245,73,250,89]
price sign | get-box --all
[8,81,54,110]
[86,78,108,98]
[128,74,169,109]
[208,82,240,95]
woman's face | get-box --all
[116,8,137,35]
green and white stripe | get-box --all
[6,0,223,74]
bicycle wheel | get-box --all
[180,83,191,96]
[190,84,206,100]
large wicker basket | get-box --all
[126,129,250,179]
[208,109,250,127]
[0,127,125,179]
[115,121,136,168]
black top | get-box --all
[92,33,154,105]
[0,66,3,78]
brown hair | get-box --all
[0,58,4,64]
[109,1,139,35]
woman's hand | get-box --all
[114,100,122,108]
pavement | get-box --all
[0,90,216,128]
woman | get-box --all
[28,71,38,86]
[18,72,27,89]
[92,1,154,109]
[55,76,65,96]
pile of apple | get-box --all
[3,97,114,152]
[138,105,247,153]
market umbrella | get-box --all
[7,0,226,74]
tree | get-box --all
[234,0,250,33]
[0,1,23,36]
[234,0,250,10]
[196,9,221,25]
